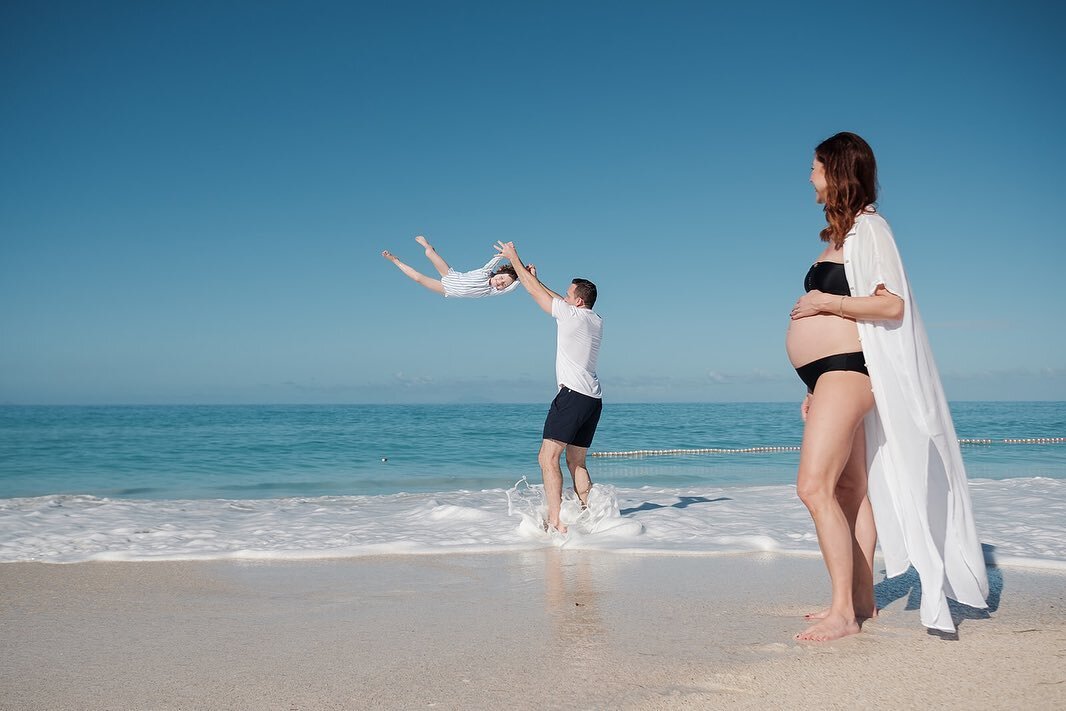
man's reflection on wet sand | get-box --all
[542,548,607,664]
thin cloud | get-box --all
[707,370,790,384]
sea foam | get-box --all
[0,478,1064,568]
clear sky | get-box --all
[2,1,1063,405]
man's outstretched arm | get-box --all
[526,264,565,301]
[494,241,556,314]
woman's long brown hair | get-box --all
[815,132,878,248]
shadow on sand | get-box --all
[874,543,1004,640]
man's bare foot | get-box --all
[415,235,432,249]
[382,250,398,262]
[804,605,877,621]
[795,614,861,642]
[544,518,568,535]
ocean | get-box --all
[1,402,1064,565]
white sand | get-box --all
[1,553,1064,710]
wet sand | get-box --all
[1,552,1064,710]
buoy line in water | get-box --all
[591,446,800,458]
[590,437,1066,458]
[961,437,1066,444]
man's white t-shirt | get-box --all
[551,298,602,399]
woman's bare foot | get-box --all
[382,250,398,262]
[795,614,861,642]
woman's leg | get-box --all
[805,424,878,621]
[794,371,875,641]
[415,235,452,277]
[838,423,877,619]
[382,251,446,295]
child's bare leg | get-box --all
[415,235,451,277]
[382,250,445,295]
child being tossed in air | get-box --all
[382,235,523,298]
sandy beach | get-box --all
[2,552,1064,710]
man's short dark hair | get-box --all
[572,278,597,308]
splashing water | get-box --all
[505,477,644,544]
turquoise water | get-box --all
[1,402,1063,500]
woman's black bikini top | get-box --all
[804,261,850,296]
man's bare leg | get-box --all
[414,235,451,277]
[565,444,593,509]
[538,439,568,533]
[382,250,446,295]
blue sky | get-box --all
[2,1,1063,404]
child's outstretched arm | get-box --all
[494,241,555,314]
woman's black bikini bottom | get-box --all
[795,352,868,393]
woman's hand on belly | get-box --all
[791,289,839,320]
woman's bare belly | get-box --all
[786,314,862,368]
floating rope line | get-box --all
[963,437,1066,444]
[590,437,1066,459]
[592,446,799,458]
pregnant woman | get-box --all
[786,132,988,641]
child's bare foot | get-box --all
[795,614,861,642]
[415,235,432,249]
[382,250,398,262]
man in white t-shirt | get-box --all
[495,241,603,534]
